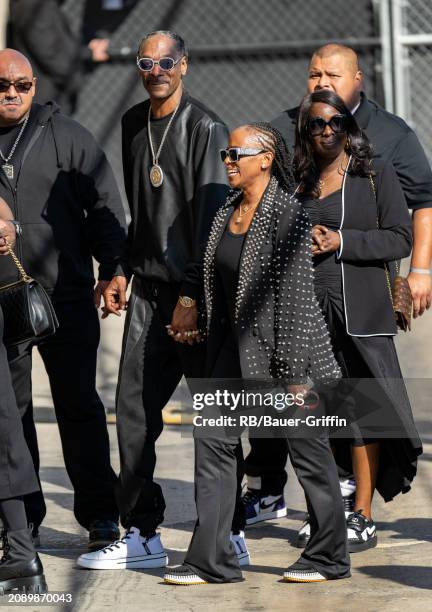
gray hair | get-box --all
[138,31,188,59]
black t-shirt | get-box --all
[215,226,246,332]
[148,111,174,158]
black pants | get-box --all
[6,300,118,530]
[245,437,288,494]
[184,333,350,583]
[115,278,205,535]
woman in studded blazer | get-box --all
[164,123,350,586]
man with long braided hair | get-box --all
[163,123,350,585]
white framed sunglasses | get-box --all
[220,147,268,162]
[136,56,182,72]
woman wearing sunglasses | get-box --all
[293,89,422,552]
[164,123,350,585]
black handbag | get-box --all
[0,239,58,346]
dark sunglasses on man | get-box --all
[136,56,182,72]
[308,114,347,136]
[220,147,268,163]
[0,79,35,94]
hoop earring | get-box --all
[345,137,351,151]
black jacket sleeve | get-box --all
[72,123,128,280]
[272,201,313,383]
[391,130,432,210]
[340,162,412,263]
[180,119,230,299]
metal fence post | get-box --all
[376,0,395,112]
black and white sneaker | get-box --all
[230,531,250,565]
[283,561,327,583]
[295,515,311,548]
[295,493,355,548]
[346,510,377,553]
[242,489,287,525]
[164,565,207,585]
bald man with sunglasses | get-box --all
[0,48,128,550]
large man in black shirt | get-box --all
[243,43,432,534]
[0,48,127,549]
[77,31,229,570]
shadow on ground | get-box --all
[357,565,432,590]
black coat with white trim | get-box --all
[337,158,412,336]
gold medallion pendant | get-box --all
[150,164,164,187]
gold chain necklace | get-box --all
[234,201,259,224]
[318,153,349,191]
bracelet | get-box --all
[178,295,196,308]
[409,267,432,275]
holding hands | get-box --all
[167,300,201,346]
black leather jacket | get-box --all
[122,90,229,299]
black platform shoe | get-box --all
[0,528,48,594]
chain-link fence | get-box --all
[394,0,432,160]
[57,0,382,200]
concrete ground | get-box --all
[17,259,432,611]
[16,413,432,612]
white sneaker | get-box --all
[295,495,355,548]
[230,531,250,566]
[295,517,311,548]
[76,527,168,569]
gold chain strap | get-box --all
[368,170,395,306]
[3,237,31,282]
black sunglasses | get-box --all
[307,114,347,136]
[220,147,267,162]
[0,79,34,93]
[136,56,181,72]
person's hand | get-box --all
[94,280,110,309]
[311,224,340,255]
[285,383,310,406]
[168,302,200,345]
[101,275,128,318]
[0,220,16,255]
[88,38,110,62]
[407,272,432,318]
[0,197,15,255]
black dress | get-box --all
[302,190,421,502]
[0,307,39,499]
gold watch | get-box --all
[178,295,196,308]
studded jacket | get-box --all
[203,176,341,383]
